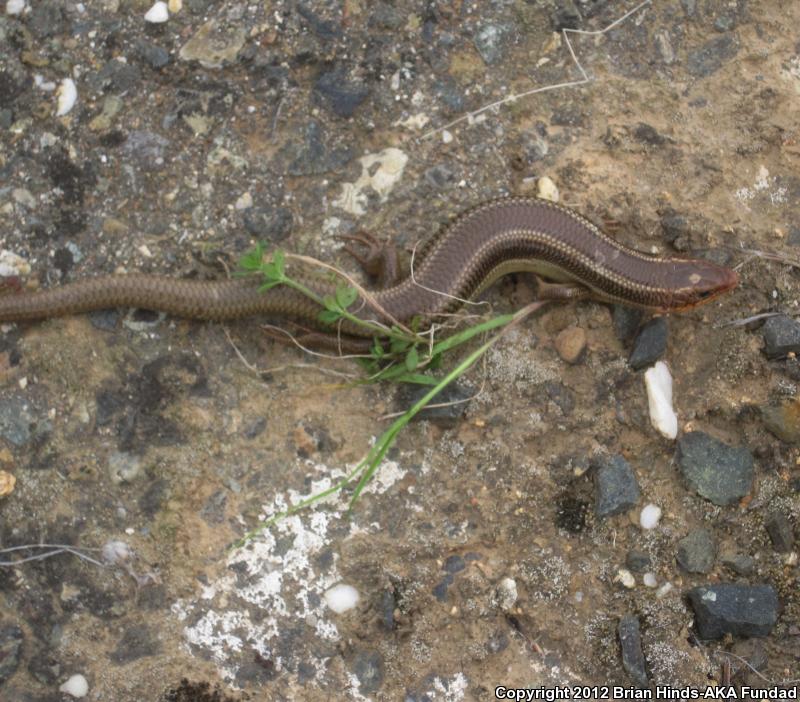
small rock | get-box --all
[639,504,662,530]
[614,568,636,589]
[537,176,559,203]
[593,455,641,517]
[352,651,383,695]
[144,1,168,23]
[397,381,471,428]
[108,451,142,484]
[443,555,466,574]
[626,549,651,572]
[764,513,794,553]
[554,325,586,364]
[135,40,170,69]
[676,528,716,574]
[324,584,360,614]
[109,624,161,663]
[59,673,89,698]
[687,584,779,639]
[618,615,648,688]
[179,19,246,68]
[660,210,691,251]
[677,432,754,506]
[720,550,756,576]
[628,317,668,370]
[762,315,800,359]
[473,23,510,65]
[714,15,735,32]
[314,67,370,118]
[495,578,518,611]
[761,397,800,443]
[613,305,644,345]
[0,396,34,446]
[0,623,24,683]
[645,361,677,440]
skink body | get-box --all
[0,197,738,335]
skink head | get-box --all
[662,259,739,312]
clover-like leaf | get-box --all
[404,346,419,371]
[335,284,358,310]
[318,309,340,325]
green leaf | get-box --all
[370,339,385,359]
[389,336,410,355]
[318,309,340,325]
[404,346,419,371]
[272,249,285,276]
[335,284,358,309]
[322,294,340,312]
[238,243,265,272]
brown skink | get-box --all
[0,198,738,337]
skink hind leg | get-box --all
[338,231,401,288]
[533,276,591,302]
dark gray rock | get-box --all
[424,163,457,190]
[660,210,691,251]
[473,23,510,65]
[687,584,779,639]
[687,34,739,77]
[612,305,643,345]
[761,399,800,444]
[593,455,641,517]
[720,551,756,576]
[0,624,24,684]
[136,41,171,69]
[109,624,161,664]
[243,206,293,242]
[625,550,651,573]
[628,317,668,370]
[352,650,384,694]
[765,513,794,553]
[0,395,34,446]
[397,382,472,428]
[677,432,753,506]
[314,68,370,118]
[762,315,800,359]
[618,614,648,688]
[676,528,716,574]
[443,555,466,574]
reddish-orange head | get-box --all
[660,259,739,312]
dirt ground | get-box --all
[0,0,798,700]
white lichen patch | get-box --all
[333,147,408,216]
[0,250,31,277]
[733,164,788,207]
[171,458,407,685]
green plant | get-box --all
[232,247,545,549]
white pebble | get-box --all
[59,674,89,698]
[5,0,26,15]
[55,78,77,117]
[639,503,662,530]
[642,572,658,588]
[168,0,182,12]
[442,129,453,144]
[613,568,636,589]
[144,1,169,23]
[323,583,359,613]
[644,360,678,439]
[496,577,518,610]
[235,192,253,210]
[537,176,559,202]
